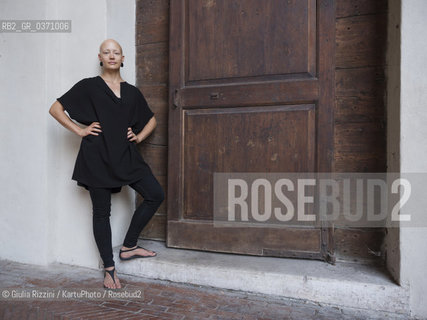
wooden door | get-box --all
[167,0,335,262]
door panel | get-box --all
[187,0,316,81]
[168,0,335,262]
[183,105,315,219]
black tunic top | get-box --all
[57,75,154,193]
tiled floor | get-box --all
[0,259,411,319]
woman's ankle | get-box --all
[122,245,137,250]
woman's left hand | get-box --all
[127,127,140,143]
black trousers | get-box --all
[88,169,165,268]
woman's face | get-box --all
[98,41,124,70]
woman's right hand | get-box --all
[79,122,102,137]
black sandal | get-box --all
[119,245,157,261]
[103,267,119,290]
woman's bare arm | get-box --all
[49,100,84,137]
[134,116,157,144]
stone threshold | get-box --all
[113,239,410,315]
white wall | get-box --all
[399,0,427,317]
[0,0,51,266]
[0,0,136,269]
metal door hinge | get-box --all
[210,92,220,100]
[173,89,181,109]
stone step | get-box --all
[115,239,410,315]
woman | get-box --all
[49,39,165,290]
